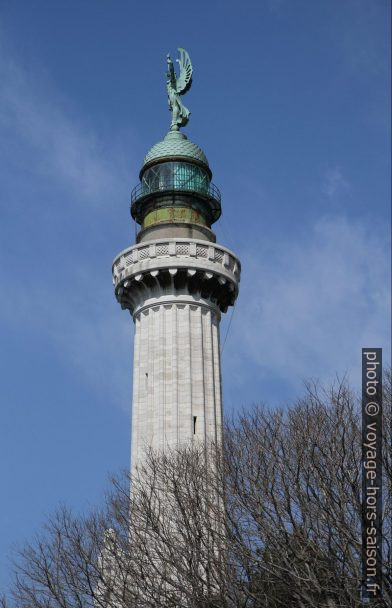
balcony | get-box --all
[130,179,222,225]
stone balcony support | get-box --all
[113,238,240,316]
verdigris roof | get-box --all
[143,130,209,168]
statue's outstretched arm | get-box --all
[166,54,176,90]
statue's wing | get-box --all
[175,48,193,95]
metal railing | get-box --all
[130,180,221,206]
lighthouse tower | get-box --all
[112,49,240,478]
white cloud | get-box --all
[338,0,390,79]
[0,37,134,411]
[267,0,284,12]
[323,167,350,202]
[227,214,390,395]
[0,265,133,412]
[0,39,133,204]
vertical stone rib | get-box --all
[199,306,207,441]
[177,305,192,443]
[153,306,165,450]
[190,305,204,440]
[159,305,164,450]
[131,314,140,476]
[212,316,223,444]
[185,305,190,440]
[208,311,218,444]
[152,307,160,449]
[176,305,183,442]
[147,307,154,450]
[163,305,171,449]
[202,309,215,441]
[187,304,193,441]
[172,304,178,446]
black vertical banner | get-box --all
[361,348,383,600]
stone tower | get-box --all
[112,50,240,478]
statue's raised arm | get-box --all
[166,48,193,131]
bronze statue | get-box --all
[166,48,193,131]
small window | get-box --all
[193,416,197,435]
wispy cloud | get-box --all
[225,213,389,399]
[323,167,350,202]
[0,264,132,411]
[338,0,390,79]
[267,0,284,12]
[0,38,133,205]
[0,35,134,411]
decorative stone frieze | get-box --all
[113,238,240,316]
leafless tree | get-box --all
[2,373,391,607]
[223,373,391,607]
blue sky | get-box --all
[0,0,390,588]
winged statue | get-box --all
[166,48,193,131]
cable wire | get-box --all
[221,304,235,354]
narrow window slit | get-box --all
[193,416,197,435]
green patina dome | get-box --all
[142,130,209,169]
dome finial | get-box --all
[166,48,193,131]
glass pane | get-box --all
[142,162,210,194]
